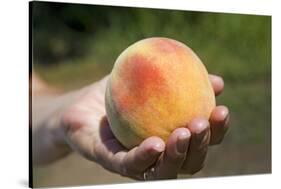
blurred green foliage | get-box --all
[32,1,271,186]
[33,2,271,83]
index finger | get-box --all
[120,136,165,180]
[209,74,224,96]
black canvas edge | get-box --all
[29,1,33,188]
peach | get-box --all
[105,37,215,149]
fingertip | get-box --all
[209,74,224,96]
[209,106,230,145]
[168,128,191,149]
[152,140,165,153]
[188,118,210,135]
[163,127,191,159]
[173,128,191,140]
[175,128,191,154]
[142,136,165,153]
[210,105,229,123]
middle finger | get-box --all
[181,118,210,174]
[152,128,191,179]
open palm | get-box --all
[61,74,229,180]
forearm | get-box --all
[32,90,82,165]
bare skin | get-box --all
[32,73,229,180]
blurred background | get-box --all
[32,1,271,187]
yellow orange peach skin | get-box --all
[105,37,215,149]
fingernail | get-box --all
[190,118,209,135]
[144,147,163,160]
[177,133,190,154]
[224,112,230,122]
[151,143,165,154]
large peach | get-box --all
[105,37,215,149]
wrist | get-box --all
[55,91,84,147]
[44,89,86,155]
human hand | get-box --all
[61,74,229,180]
